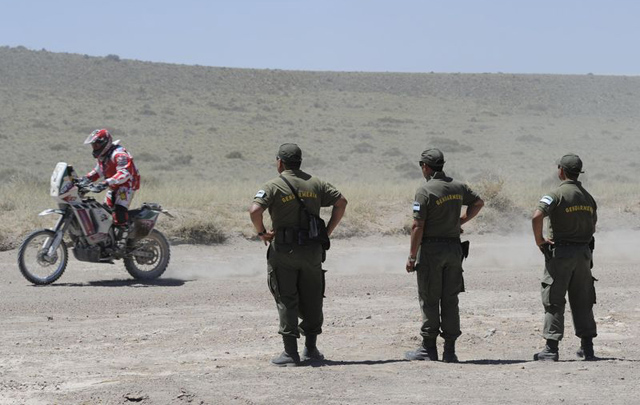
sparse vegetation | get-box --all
[225,151,243,159]
[352,142,375,153]
[171,217,227,245]
[1,46,640,249]
[172,154,193,165]
[429,137,473,153]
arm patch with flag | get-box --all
[539,195,553,205]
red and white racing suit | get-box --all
[86,144,141,226]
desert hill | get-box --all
[0,46,639,247]
[1,46,639,184]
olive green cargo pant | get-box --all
[541,245,597,341]
[267,243,325,338]
[416,242,464,341]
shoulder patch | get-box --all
[412,201,421,212]
[539,195,553,205]
[255,190,266,198]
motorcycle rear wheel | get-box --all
[18,229,68,285]
[124,229,170,280]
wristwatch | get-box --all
[408,256,417,263]
[258,231,267,236]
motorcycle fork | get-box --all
[45,210,72,257]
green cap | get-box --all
[419,148,445,166]
[557,153,584,174]
[277,143,302,163]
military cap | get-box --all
[277,143,302,163]
[419,148,445,166]
[557,153,584,174]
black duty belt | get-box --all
[423,237,461,244]
[554,241,589,247]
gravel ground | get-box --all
[0,232,638,404]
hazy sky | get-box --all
[1,0,638,75]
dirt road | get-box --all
[1,233,638,404]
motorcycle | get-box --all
[17,162,173,285]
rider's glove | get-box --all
[76,176,91,187]
[94,182,109,192]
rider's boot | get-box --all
[114,225,130,250]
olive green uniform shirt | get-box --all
[537,179,597,243]
[413,171,480,238]
[253,169,342,229]
[536,179,598,341]
[253,169,341,338]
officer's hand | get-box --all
[258,230,275,246]
[537,239,554,253]
[406,257,416,273]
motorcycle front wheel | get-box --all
[124,229,170,280]
[17,229,68,285]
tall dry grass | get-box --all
[3,170,635,251]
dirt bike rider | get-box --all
[82,129,140,247]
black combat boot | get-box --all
[533,339,559,361]
[442,340,459,363]
[405,338,438,361]
[576,337,595,361]
[301,334,325,361]
[271,336,300,367]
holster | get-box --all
[539,242,554,262]
[460,240,470,262]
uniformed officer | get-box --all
[405,148,484,363]
[249,143,348,367]
[532,154,598,361]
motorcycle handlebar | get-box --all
[86,185,104,194]
[73,178,103,194]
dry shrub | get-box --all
[472,177,528,234]
[515,134,543,143]
[377,117,414,125]
[383,147,404,157]
[476,178,514,212]
[170,218,227,245]
[352,142,375,154]
[172,154,193,165]
[526,103,548,112]
[0,232,16,252]
[394,163,423,180]
[225,151,243,159]
[429,137,473,153]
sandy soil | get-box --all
[0,232,638,404]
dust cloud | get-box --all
[164,243,265,280]
[163,230,640,280]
